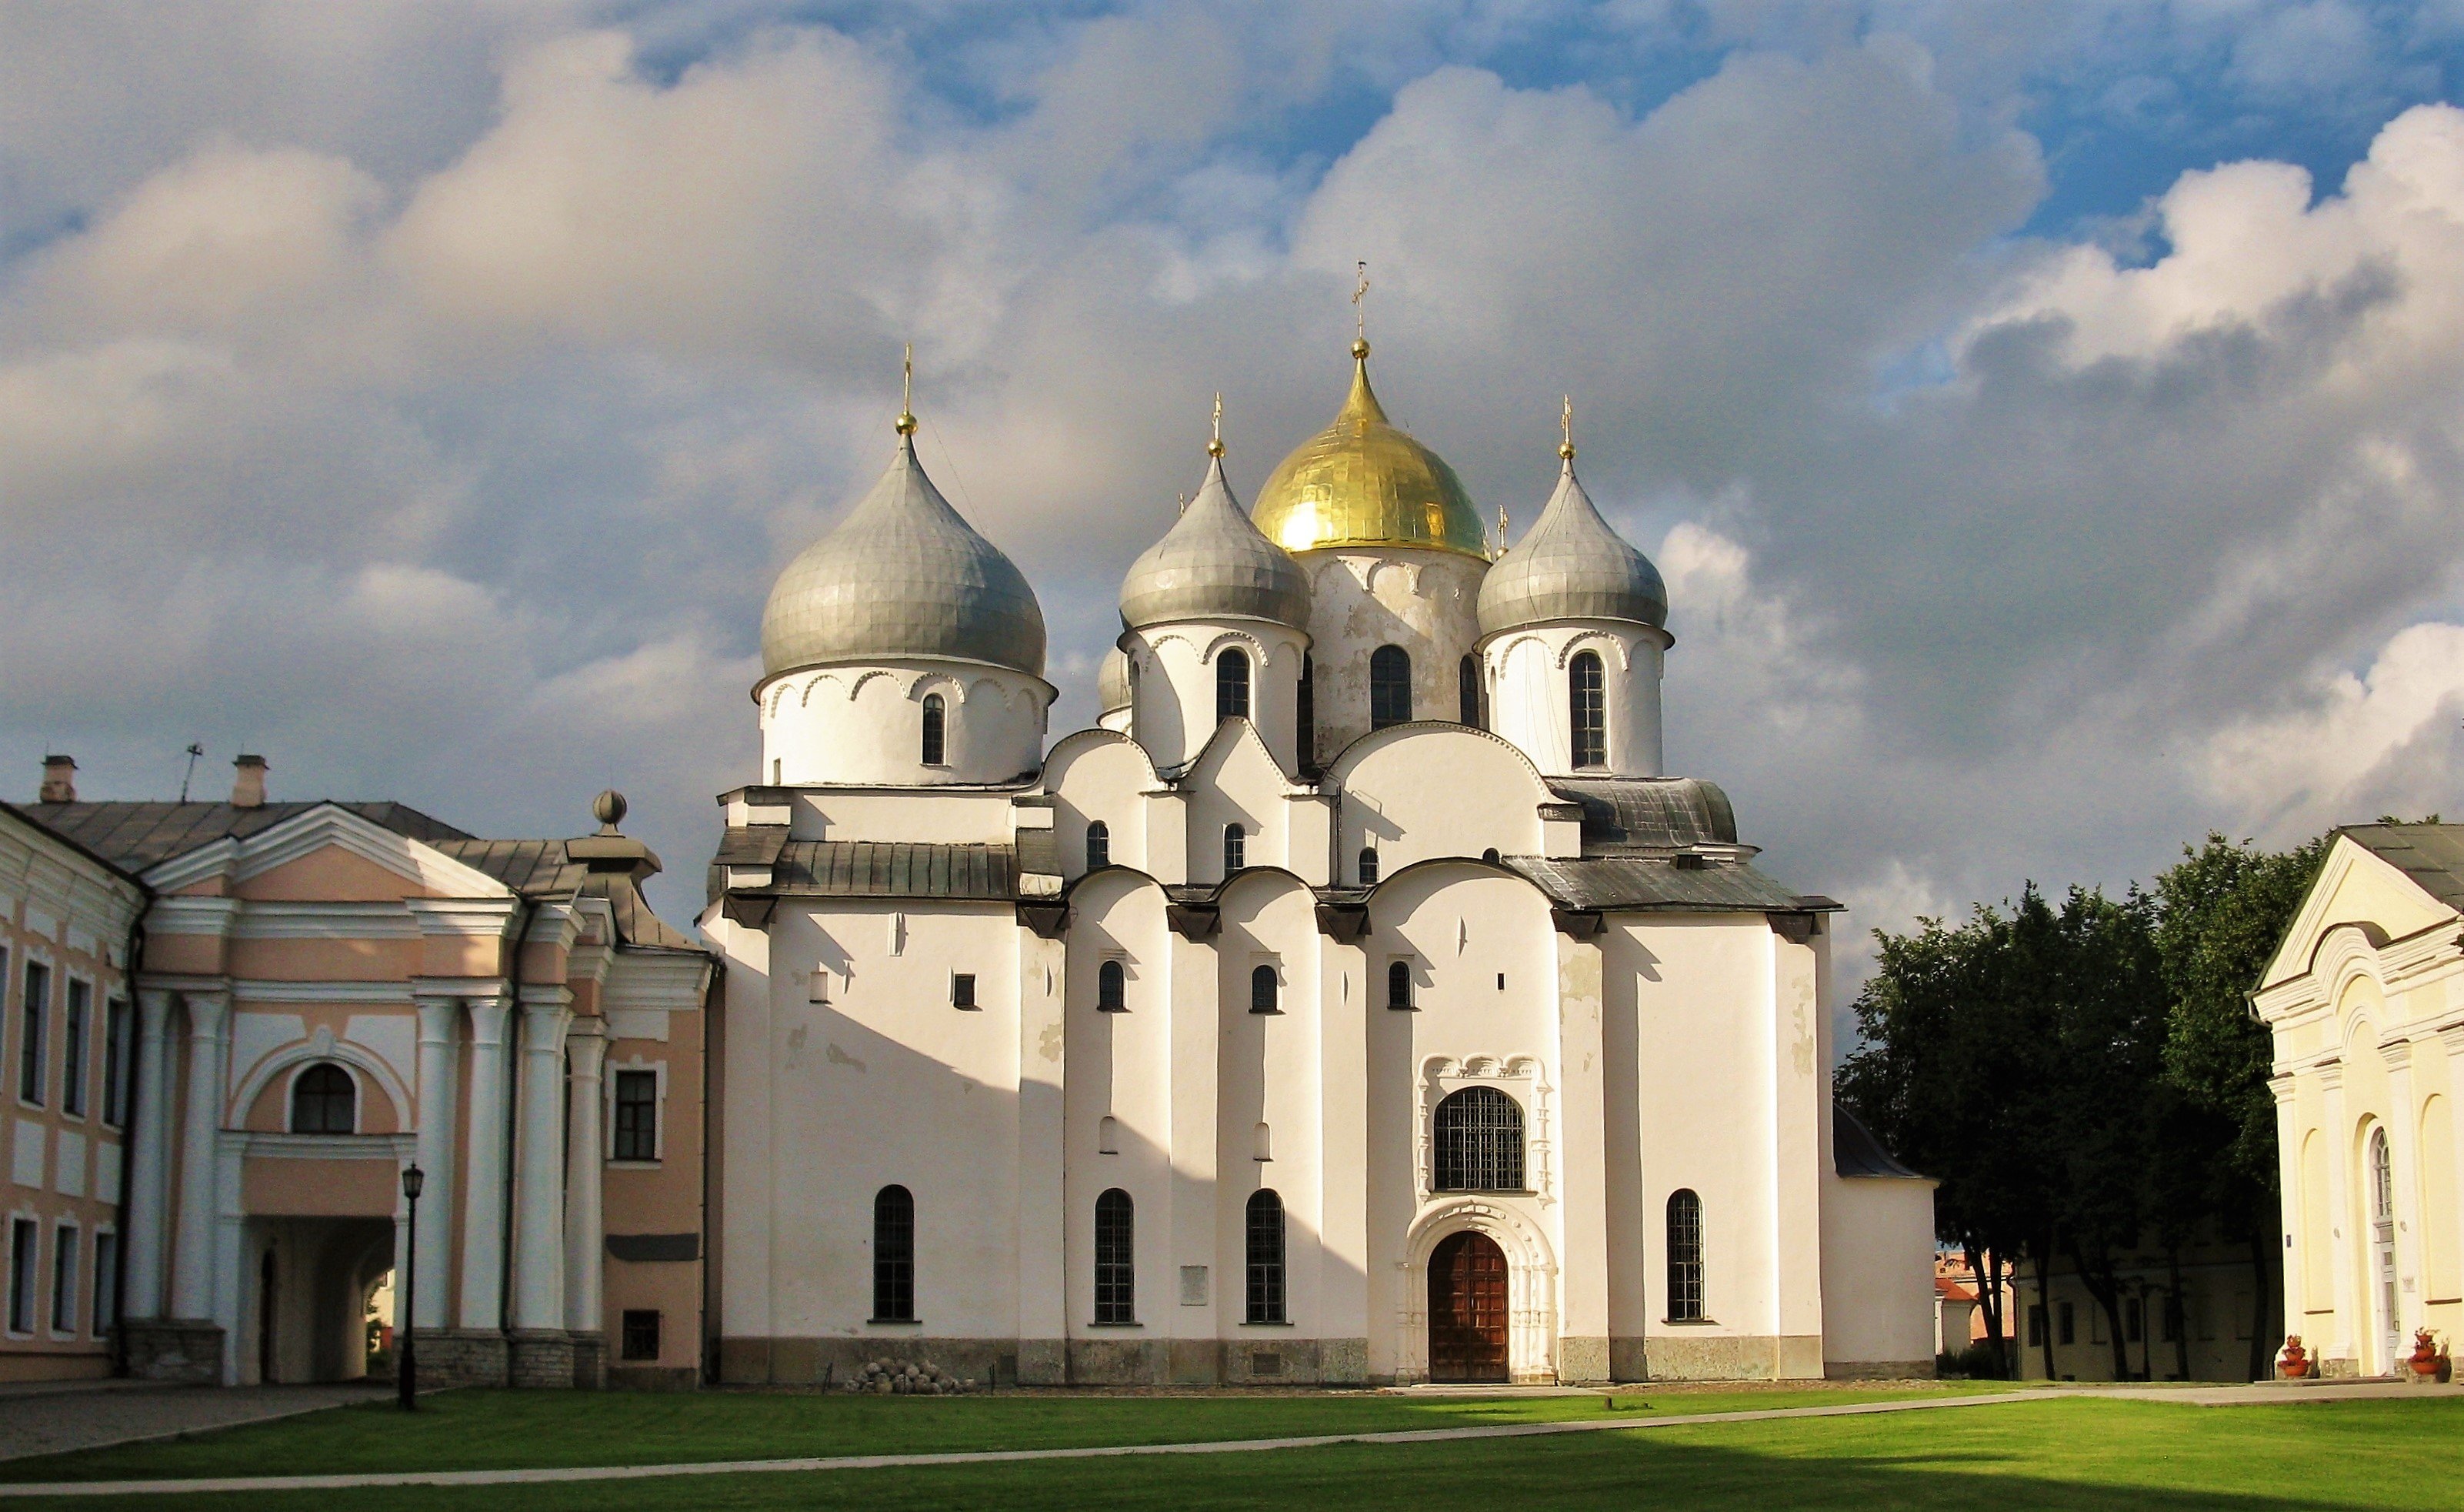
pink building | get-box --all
[8,755,710,1387]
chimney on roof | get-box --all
[231,753,268,809]
[38,755,75,805]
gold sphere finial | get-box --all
[1208,392,1225,457]
[1559,394,1575,460]
[895,342,918,436]
[1352,338,1370,360]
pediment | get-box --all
[145,803,512,902]
[2261,833,2459,993]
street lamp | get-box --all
[399,1164,424,1411]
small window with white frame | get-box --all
[610,1064,663,1163]
[91,1230,118,1337]
[50,1222,77,1336]
[6,1216,34,1336]
[61,978,91,1119]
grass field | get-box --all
[2,1387,2454,1511]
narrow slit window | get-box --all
[1386,960,1413,1010]
[1369,645,1412,729]
[1666,1189,1704,1321]
[872,1185,915,1322]
[1098,960,1127,1012]
[1094,1189,1135,1323]
[1085,820,1109,871]
[1569,651,1606,768]
[1296,655,1315,766]
[921,693,946,766]
[1359,847,1379,886]
[1222,823,1245,875]
[1216,648,1251,723]
[1249,965,1279,1015]
[1245,1190,1285,1324]
[1459,654,1481,727]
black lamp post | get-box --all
[399,1163,424,1411]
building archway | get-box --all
[1395,1199,1558,1383]
[1427,1231,1509,1381]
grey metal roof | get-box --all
[26,801,472,872]
[1099,646,1132,713]
[766,839,1015,900]
[1477,459,1666,636]
[1546,777,1737,854]
[1119,454,1310,631]
[761,434,1046,679]
[1502,856,1811,912]
[1834,1105,1926,1179]
[2339,823,2464,913]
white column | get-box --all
[458,994,514,1331]
[169,989,230,1320]
[2270,1074,2302,1354]
[411,993,462,1331]
[563,1020,607,1338]
[2382,1041,2422,1350]
[512,992,574,1333]
[2319,1061,2356,1366]
[124,989,176,1320]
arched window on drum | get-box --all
[1217,648,1251,724]
[1569,650,1605,769]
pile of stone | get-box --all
[844,1358,975,1394]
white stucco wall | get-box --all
[1299,549,1487,763]
[1482,622,1668,779]
[1128,621,1308,774]
[759,660,1052,786]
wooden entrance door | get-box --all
[1428,1231,1509,1382]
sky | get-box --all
[5,0,2464,1005]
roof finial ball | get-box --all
[1352,259,1370,360]
[1560,394,1575,462]
[592,789,629,834]
[895,342,918,437]
[1209,392,1225,459]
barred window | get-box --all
[288,1063,355,1134]
[1095,1188,1135,1323]
[1386,960,1413,1010]
[1098,960,1127,1012]
[873,1185,915,1322]
[1569,651,1605,768]
[1085,820,1109,871]
[613,1070,659,1160]
[1358,847,1379,886]
[1666,1189,1703,1321]
[1370,646,1412,729]
[1433,1087,1523,1192]
[921,693,946,766]
[1217,648,1251,723]
[1249,965,1279,1015]
[1459,654,1481,727]
[1245,1190,1285,1324]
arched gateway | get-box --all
[1426,1231,1509,1382]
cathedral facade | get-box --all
[705,342,1936,1386]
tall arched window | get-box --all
[1223,823,1245,874]
[1386,960,1413,1010]
[1370,645,1412,728]
[1297,654,1315,766]
[1459,655,1481,727]
[1666,1189,1705,1320]
[1569,651,1605,769]
[1249,965,1279,1015]
[1217,647,1251,723]
[1358,847,1380,886]
[1085,820,1110,871]
[1098,960,1127,1012]
[2371,1126,2394,1220]
[288,1063,355,1134]
[921,693,946,766]
[872,1185,915,1322]
[1094,1188,1135,1323]
[1246,1190,1286,1324]
[1433,1086,1524,1192]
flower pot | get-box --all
[2277,1336,2310,1380]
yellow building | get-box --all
[2256,823,2464,1377]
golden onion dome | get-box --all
[1251,342,1488,557]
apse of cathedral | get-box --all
[704,336,1938,1387]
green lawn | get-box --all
[3,1390,2455,1511]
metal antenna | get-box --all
[178,743,205,803]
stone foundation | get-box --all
[1609,1337,1650,1382]
[1825,1359,1936,1380]
[409,1328,508,1386]
[608,1364,701,1391]
[1556,1335,1611,1384]
[508,1330,575,1389]
[568,1331,607,1390]
[122,1319,225,1383]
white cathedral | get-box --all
[702,339,1936,1387]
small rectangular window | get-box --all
[2124,1296,2142,1343]
[8,1219,35,1333]
[952,973,977,1010]
[92,1231,118,1335]
[2057,1300,2076,1346]
[61,980,90,1118]
[20,960,50,1105]
[102,1000,131,1126]
[621,1309,661,1361]
[51,1227,77,1333]
[612,1070,659,1162]
[2026,1305,2046,1347]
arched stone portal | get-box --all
[1427,1231,1509,1382]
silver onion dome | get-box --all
[1119,452,1310,632]
[1478,456,1666,636]
[762,432,1047,679]
[1098,646,1132,714]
